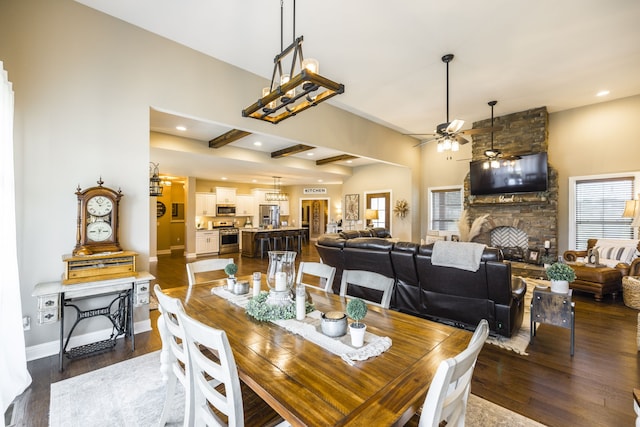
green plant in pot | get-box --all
[540,254,556,267]
[224,263,238,290]
[346,298,368,347]
[545,262,576,294]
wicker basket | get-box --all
[637,313,640,351]
[623,276,640,310]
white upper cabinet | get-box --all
[216,187,237,205]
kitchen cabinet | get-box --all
[236,195,255,216]
[196,230,219,254]
[195,193,217,216]
[251,189,268,205]
[216,187,236,205]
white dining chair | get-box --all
[296,261,336,292]
[418,319,490,427]
[154,284,192,427]
[186,258,235,288]
[339,269,395,309]
[176,305,291,427]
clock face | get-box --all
[86,221,113,242]
[87,196,113,217]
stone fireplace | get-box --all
[464,106,558,260]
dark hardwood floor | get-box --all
[13,241,638,426]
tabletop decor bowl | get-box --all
[321,311,348,337]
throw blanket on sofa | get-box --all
[431,241,487,272]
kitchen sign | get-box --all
[303,188,327,194]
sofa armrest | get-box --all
[564,250,587,262]
[628,258,640,276]
[511,276,526,299]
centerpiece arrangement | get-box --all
[246,251,314,321]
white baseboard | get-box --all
[185,252,197,259]
[25,319,151,362]
[149,256,158,263]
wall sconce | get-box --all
[149,162,163,197]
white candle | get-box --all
[252,272,261,297]
[544,240,550,249]
[296,283,306,320]
[275,272,287,291]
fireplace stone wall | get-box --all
[464,106,558,259]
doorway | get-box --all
[301,198,329,241]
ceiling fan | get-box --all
[483,100,520,168]
[407,54,501,149]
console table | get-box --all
[32,272,153,371]
[509,261,547,280]
[530,286,575,355]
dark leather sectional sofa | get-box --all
[315,229,526,337]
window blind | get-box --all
[574,177,634,250]
[431,188,462,231]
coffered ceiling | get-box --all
[78,0,640,185]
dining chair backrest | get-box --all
[176,304,244,427]
[186,258,234,288]
[418,319,490,427]
[154,284,192,426]
[339,269,395,308]
[296,261,336,292]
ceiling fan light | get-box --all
[491,160,500,169]
[437,141,444,152]
[443,138,452,150]
[451,140,459,151]
[482,161,490,170]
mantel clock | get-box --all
[73,178,123,256]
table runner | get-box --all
[211,286,392,365]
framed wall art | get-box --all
[344,194,359,220]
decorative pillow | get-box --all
[594,239,639,265]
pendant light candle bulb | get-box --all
[280,74,295,99]
[302,58,319,74]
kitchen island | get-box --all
[240,227,305,257]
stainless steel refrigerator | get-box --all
[259,204,280,228]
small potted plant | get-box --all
[346,298,368,347]
[224,262,238,290]
[545,262,576,294]
[540,254,555,268]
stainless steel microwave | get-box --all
[216,205,236,216]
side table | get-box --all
[530,286,575,356]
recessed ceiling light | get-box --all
[254,141,262,146]
[596,90,610,97]
[317,179,323,183]
[252,179,257,183]
[346,160,353,164]
[307,152,314,156]
[176,125,187,131]
[221,177,228,180]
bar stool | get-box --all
[271,232,284,250]
[257,232,271,259]
[284,230,298,252]
[298,229,308,248]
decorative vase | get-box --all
[349,323,367,347]
[550,279,569,294]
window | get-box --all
[366,192,390,229]
[429,187,463,231]
[570,174,637,250]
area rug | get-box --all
[485,277,537,356]
[49,350,545,426]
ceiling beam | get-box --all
[316,154,358,166]
[209,129,252,148]
[271,144,315,158]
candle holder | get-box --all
[265,251,297,306]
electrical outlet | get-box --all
[23,316,31,331]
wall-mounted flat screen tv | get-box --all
[469,152,548,195]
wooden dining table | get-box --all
[162,277,470,426]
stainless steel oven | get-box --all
[219,227,239,254]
